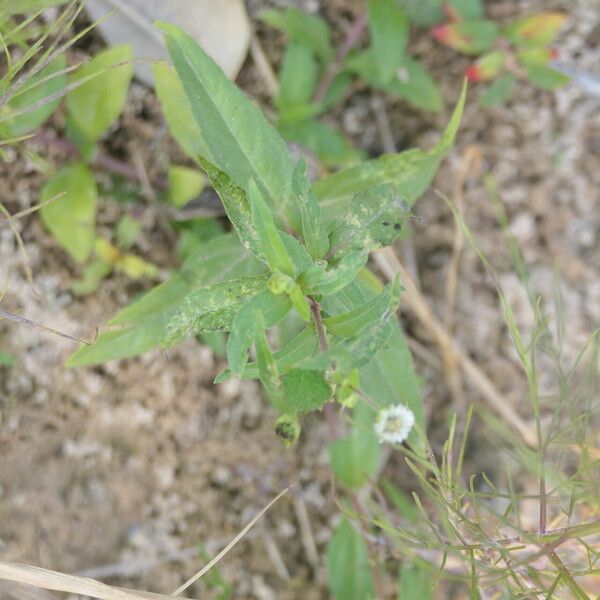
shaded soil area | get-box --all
[1,0,599,598]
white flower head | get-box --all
[374,404,415,445]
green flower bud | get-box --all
[274,414,301,447]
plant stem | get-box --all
[309,297,328,351]
[312,11,368,104]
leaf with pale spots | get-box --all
[299,251,368,296]
[162,274,269,348]
[328,183,410,259]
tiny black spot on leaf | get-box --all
[382,221,389,226]
[394,223,401,230]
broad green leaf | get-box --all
[162,275,270,348]
[447,0,484,20]
[398,0,443,26]
[346,50,442,111]
[159,23,298,229]
[278,118,362,168]
[215,324,318,383]
[324,276,401,338]
[480,73,515,107]
[516,46,556,67]
[367,0,408,82]
[328,183,410,258]
[292,158,329,260]
[279,368,332,413]
[314,81,466,216]
[300,251,368,296]
[398,562,433,600]
[168,166,206,207]
[0,56,67,137]
[280,232,314,274]
[248,180,295,276]
[327,520,374,600]
[67,233,263,366]
[198,157,262,259]
[329,403,379,488]
[504,12,566,47]
[275,43,318,111]
[40,162,97,262]
[525,65,570,90]
[259,8,333,62]
[227,290,291,375]
[432,20,499,54]
[152,62,210,161]
[116,215,142,250]
[67,45,133,142]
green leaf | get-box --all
[345,50,443,112]
[152,62,210,161]
[71,258,112,295]
[329,403,379,488]
[328,183,410,258]
[0,55,67,137]
[159,23,298,230]
[292,158,329,260]
[115,215,142,250]
[279,368,332,413]
[40,162,97,262]
[227,290,291,375]
[314,81,466,217]
[398,562,434,600]
[479,73,516,107]
[447,0,484,20]
[525,65,570,90]
[367,0,408,82]
[248,180,295,276]
[300,251,368,296]
[324,275,401,338]
[215,324,319,383]
[327,520,374,600]
[162,275,270,348]
[504,12,566,47]
[67,45,133,142]
[278,118,362,168]
[433,20,499,55]
[381,479,419,522]
[168,166,206,207]
[275,43,319,111]
[259,8,333,63]
[254,312,282,400]
[0,350,16,366]
[67,233,263,366]
[398,0,443,26]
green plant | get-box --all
[432,3,569,106]
[260,2,443,168]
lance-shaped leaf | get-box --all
[329,403,379,488]
[292,158,329,260]
[525,65,570,90]
[248,180,296,276]
[227,290,291,375]
[199,157,262,259]
[254,311,283,400]
[367,0,408,82]
[328,184,410,259]
[446,0,484,21]
[259,7,333,63]
[275,44,319,112]
[215,325,319,383]
[299,251,368,296]
[159,22,299,229]
[480,73,516,107]
[431,20,498,54]
[505,12,566,47]
[324,275,401,338]
[327,520,374,600]
[162,274,269,348]
[315,81,466,216]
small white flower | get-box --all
[374,404,415,445]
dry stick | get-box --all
[0,309,90,345]
[250,34,279,98]
[292,495,322,581]
[171,487,289,597]
[0,562,197,600]
[313,12,368,104]
[0,193,64,229]
[373,248,537,448]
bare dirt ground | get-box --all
[1,0,599,598]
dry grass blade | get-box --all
[0,561,197,600]
[0,193,64,229]
[171,487,289,596]
[0,309,90,344]
[373,247,537,447]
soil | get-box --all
[1,1,599,599]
